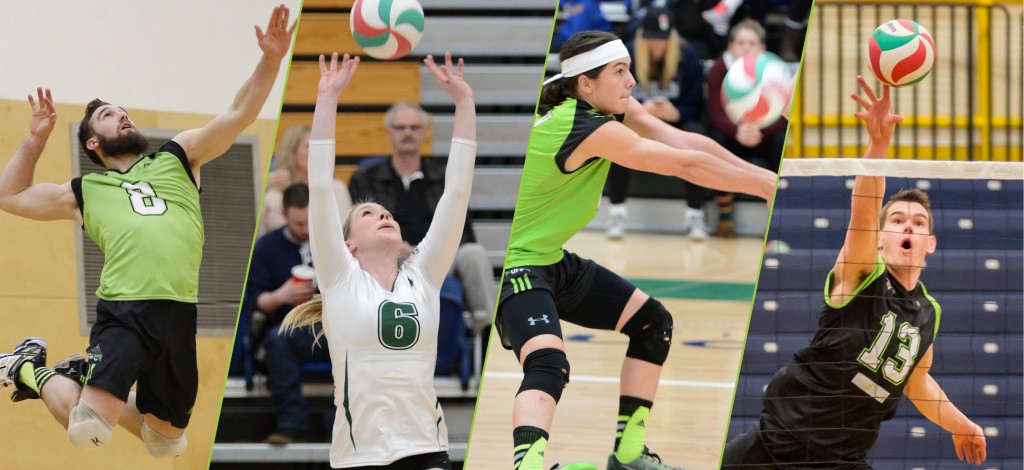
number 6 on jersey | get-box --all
[378,301,421,350]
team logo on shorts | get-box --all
[507,267,531,276]
[83,346,102,386]
[508,272,533,294]
[527,315,550,326]
[86,345,102,363]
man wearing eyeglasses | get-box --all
[348,102,496,332]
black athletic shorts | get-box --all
[721,419,873,470]
[496,250,637,356]
[721,421,779,469]
[347,451,452,470]
[83,299,198,429]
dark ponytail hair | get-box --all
[537,31,622,115]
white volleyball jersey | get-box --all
[321,251,447,466]
[307,138,476,468]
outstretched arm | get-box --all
[0,88,80,223]
[308,53,361,288]
[905,346,986,465]
[624,97,762,173]
[573,118,776,203]
[172,4,296,170]
[829,77,902,306]
[415,53,477,288]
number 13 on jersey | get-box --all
[854,311,922,401]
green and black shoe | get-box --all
[12,353,84,402]
[607,446,685,470]
[1,337,47,401]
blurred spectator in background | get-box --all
[706,19,788,237]
[245,183,331,445]
[260,126,351,236]
[553,0,615,52]
[779,0,811,61]
[606,6,713,241]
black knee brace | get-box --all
[620,297,673,365]
[517,348,570,402]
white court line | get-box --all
[483,371,735,389]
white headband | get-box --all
[543,39,630,86]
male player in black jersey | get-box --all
[721,77,987,468]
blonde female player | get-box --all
[499,30,778,470]
[279,51,475,470]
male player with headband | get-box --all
[720,77,987,468]
[502,31,776,470]
[0,5,295,458]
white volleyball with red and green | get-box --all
[868,19,936,87]
[350,0,424,60]
[722,51,789,129]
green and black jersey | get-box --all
[764,255,941,460]
[71,141,203,302]
[505,98,621,268]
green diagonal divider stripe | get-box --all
[627,278,755,302]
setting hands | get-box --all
[424,53,474,104]
[318,52,361,97]
[27,88,57,141]
[256,4,297,63]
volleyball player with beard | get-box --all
[0,5,294,458]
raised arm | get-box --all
[829,77,902,306]
[414,54,477,288]
[308,53,361,288]
[904,346,986,465]
[572,114,775,202]
[0,88,81,224]
[172,5,296,171]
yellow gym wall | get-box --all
[788,1,1022,161]
[0,97,276,469]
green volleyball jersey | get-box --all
[72,141,203,302]
[505,98,618,268]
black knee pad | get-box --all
[517,348,570,403]
[621,297,673,365]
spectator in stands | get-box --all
[657,0,725,59]
[553,0,614,52]
[607,6,713,240]
[779,0,811,62]
[348,102,496,329]
[245,183,330,445]
[722,76,987,468]
[701,0,744,36]
[706,19,788,237]
[700,0,775,38]
[259,125,351,237]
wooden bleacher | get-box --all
[275,0,552,267]
[283,62,420,105]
